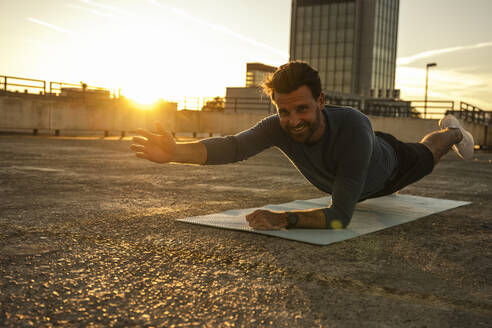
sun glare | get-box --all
[395,66,491,108]
[24,1,249,108]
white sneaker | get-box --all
[438,114,474,160]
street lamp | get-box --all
[424,62,437,119]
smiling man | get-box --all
[130,61,474,230]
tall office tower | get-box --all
[289,0,399,97]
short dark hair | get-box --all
[262,61,321,100]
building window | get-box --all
[336,43,344,57]
[291,0,398,96]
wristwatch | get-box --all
[286,212,299,229]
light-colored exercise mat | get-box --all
[176,194,471,245]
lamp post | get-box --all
[424,62,437,119]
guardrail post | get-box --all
[4,76,7,90]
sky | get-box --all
[0,0,491,109]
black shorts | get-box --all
[365,131,435,200]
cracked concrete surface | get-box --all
[0,135,491,327]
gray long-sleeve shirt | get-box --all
[201,106,398,228]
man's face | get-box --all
[274,85,326,144]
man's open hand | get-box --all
[245,209,288,230]
[130,123,176,163]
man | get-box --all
[130,61,474,231]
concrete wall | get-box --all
[1,92,490,147]
[173,111,268,136]
[0,92,177,133]
[369,116,438,142]
[371,116,489,146]
[0,96,51,129]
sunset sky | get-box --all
[0,0,491,109]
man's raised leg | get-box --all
[420,115,474,165]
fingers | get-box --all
[248,221,281,230]
[155,122,174,140]
[246,209,261,219]
[246,210,286,230]
[252,225,269,230]
[245,211,261,223]
[135,152,150,160]
[135,151,162,164]
[155,122,165,135]
[130,144,145,153]
[132,136,148,146]
[135,128,155,140]
[247,217,279,230]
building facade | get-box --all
[289,0,399,98]
[245,62,277,87]
[224,87,276,114]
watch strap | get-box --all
[286,212,299,229]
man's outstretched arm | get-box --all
[130,123,207,165]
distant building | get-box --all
[245,62,277,87]
[289,0,400,98]
[225,87,275,114]
[60,87,110,99]
[222,63,277,114]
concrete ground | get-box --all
[0,134,491,327]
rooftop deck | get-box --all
[0,135,491,327]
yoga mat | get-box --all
[176,194,470,245]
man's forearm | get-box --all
[291,208,346,229]
[172,141,208,165]
[246,207,348,230]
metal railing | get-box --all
[175,96,225,111]
[364,99,415,118]
[163,96,224,111]
[325,95,362,109]
[407,100,455,119]
[446,102,491,125]
[164,96,273,112]
[1,75,46,94]
[0,74,111,97]
[406,100,491,124]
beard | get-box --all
[287,106,322,144]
